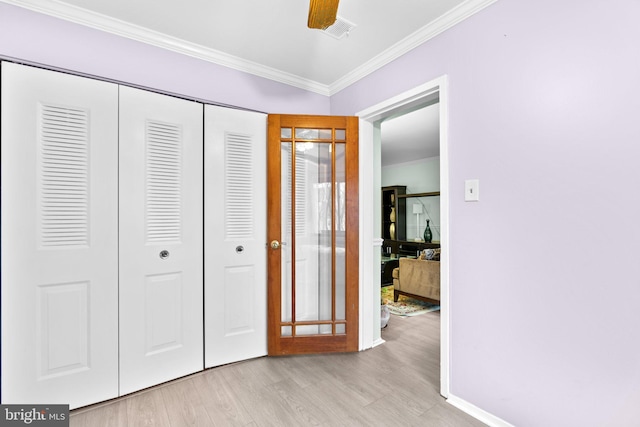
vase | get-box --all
[381,304,390,329]
[389,207,396,222]
[423,219,433,243]
[390,223,396,240]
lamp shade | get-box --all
[413,204,423,214]
[308,0,340,29]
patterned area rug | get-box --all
[381,285,440,317]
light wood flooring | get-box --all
[71,311,486,426]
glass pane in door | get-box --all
[298,142,333,336]
[280,132,345,336]
[280,143,293,334]
[334,143,346,326]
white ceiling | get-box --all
[381,102,440,167]
[47,0,462,88]
[7,0,496,95]
[7,0,489,165]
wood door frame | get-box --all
[356,75,450,398]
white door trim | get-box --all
[356,75,450,398]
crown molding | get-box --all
[4,0,497,98]
[3,0,332,95]
[328,0,498,95]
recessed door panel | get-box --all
[119,86,203,395]
[37,282,90,379]
[223,265,256,335]
[1,62,119,408]
[145,273,184,356]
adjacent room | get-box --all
[379,101,442,321]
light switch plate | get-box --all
[465,179,479,201]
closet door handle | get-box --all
[159,250,170,259]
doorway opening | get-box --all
[357,76,450,397]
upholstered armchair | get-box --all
[392,257,440,304]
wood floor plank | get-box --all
[70,398,128,427]
[329,368,390,407]
[229,355,290,390]
[217,364,306,427]
[264,378,329,425]
[192,367,256,426]
[302,378,372,421]
[125,388,171,427]
[159,378,213,426]
[70,309,486,426]
[266,354,331,389]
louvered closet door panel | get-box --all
[118,86,203,395]
[204,105,267,367]
[1,62,119,408]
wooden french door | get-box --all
[267,115,359,355]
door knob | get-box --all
[159,250,170,259]
[270,240,280,250]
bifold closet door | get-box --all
[204,105,267,367]
[1,62,119,408]
[118,86,204,395]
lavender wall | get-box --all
[333,0,640,425]
[0,3,329,114]
[4,0,640,424]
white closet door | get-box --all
[118,86,203,395]
[1,62,119,408]
[204,105,267,367]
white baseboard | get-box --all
[446,394,514,427]
[371,338,386,348]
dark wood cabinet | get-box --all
[383,239,440,256]
[381,185,406,241]
[381,186,441,255]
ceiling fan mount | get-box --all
[307,0,340,29]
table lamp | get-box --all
[413,204,423,241]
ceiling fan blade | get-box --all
[308,0,340,29]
